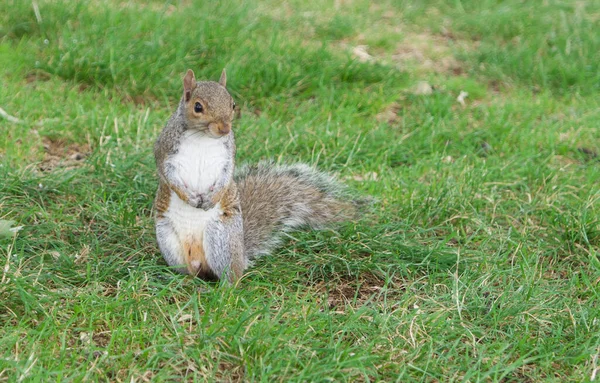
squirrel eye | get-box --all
[232,102,236,110]
[194,102,203,113]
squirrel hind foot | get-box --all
[195,268,219,282]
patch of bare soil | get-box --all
[92,331,111,348]
[392,32,472,75]
[215,360,246,383]
[25,70,52,84]
[39,136,90,172]
[313,272,403,311]
[120,94,152,106]
[350,30,477,76]
[376,103,402,124]
[118,90,163,107]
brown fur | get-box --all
[183,233,217,280]
[214,182,241,219]
[155,181,191,217]
[183,234,204,275]
[154,183,171,218]
[230,254,244,281]
[170,184,190,205]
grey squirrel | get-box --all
[153,69,355,282]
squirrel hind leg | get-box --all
[203,215,246,282]
[155,218,188,274]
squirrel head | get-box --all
[182,69,236,138]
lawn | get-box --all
[1,0,599,381]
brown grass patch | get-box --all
[376,103,402,124]
[577,147,598,161]
[25,70,52,84]
[311,272,403,311]
[348,30,477,76]
[392,32,474,75]
[214,360,246,383]
[39,136,90,171]
[92,331,111,348]
[119,92,160,107]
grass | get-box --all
[1,0,599,381]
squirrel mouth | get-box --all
[188,126,227,138]
[188,125,209,133]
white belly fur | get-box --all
[165,191,222,236]
[167,132,229,194]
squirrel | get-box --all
[153,69,356,282]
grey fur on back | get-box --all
[235,162,356,261]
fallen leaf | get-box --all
[351,172,378,182]
[74,245,91,264]
[412,81,433,95]
[0,220,22,238]
[456,91,468,106]
[352,45,373,62]
[577,147,598,161]
[178,314,194,323]
[376,103,401,123]
[79,332,91,345]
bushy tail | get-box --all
[235,162,357,261]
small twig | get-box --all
[32,1,42,24]
[0,106,59,126]
[591,350,600,381]
[590,354,598,381]
[0,106,23,124]
[1,243,13,284]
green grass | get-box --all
[1,0,599,381]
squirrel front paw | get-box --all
[188,193,205,209]
[188,193,215,210]
[199,199,216,210]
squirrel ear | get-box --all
[183,69,196,101]
[219,68,227,88]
